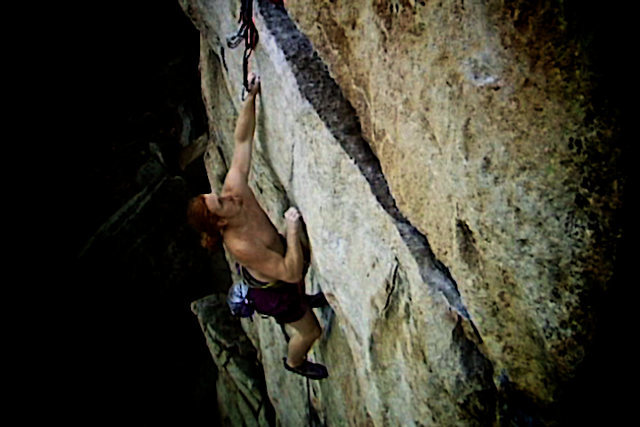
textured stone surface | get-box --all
[289,1,621,400]
[179,0,626,425]
[285,0,625,405]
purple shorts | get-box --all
[247,284,308,324]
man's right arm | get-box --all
[232,208,304,283]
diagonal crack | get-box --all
[256,3,500,420]
[257,0,474,325]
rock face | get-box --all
[181,0,626,425]
[192,295,276,426]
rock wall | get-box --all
[180,1,626,425]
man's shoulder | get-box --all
[224,234,261,262]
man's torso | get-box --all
[223,184,285,282]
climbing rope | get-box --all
[226,0,259,97]
[307,376,312,426]
[226,0,285,99]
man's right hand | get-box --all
[284,207,301,233]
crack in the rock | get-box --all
[383,261,400,313]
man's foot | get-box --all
[306,292,329,308]
[283,358,329,380]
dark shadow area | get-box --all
[67,0,227,423]
[550,1,632,425]
[72,0,208,249]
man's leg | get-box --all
[285,308,322,367]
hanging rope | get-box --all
[226,0,259,98]
[307,376,312,426]
[226,0,286,99]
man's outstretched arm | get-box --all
[227,74,261,186]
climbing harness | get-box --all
[226,0,285,100]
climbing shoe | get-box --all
[306,292,329,308]
[283,358,329,380]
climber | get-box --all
[187,73,329,380]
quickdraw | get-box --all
[226,0,285,99]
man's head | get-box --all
[187,194,222,251]
[186,193,243,251]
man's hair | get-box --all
[187,195,223,251]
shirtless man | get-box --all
[187,74,328,380]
